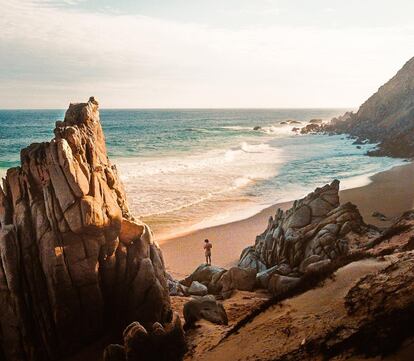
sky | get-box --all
[0,0,413,109]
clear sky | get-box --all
[1,0,413,108]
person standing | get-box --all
[204,239,212,265]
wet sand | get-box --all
[160,162,414,278]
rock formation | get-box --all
[103,312,187,361]
[310,56,414,157]
[0,98,171,361]
[238,180,366,293]
[300,123,322,134]
[178,264,257,299]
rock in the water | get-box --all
[0,98,171,361]
[188,281,208,296]
[300,123,322,134]
[183,295,228,329]
[253,126,261,130]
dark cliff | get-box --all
[328,56,414,157]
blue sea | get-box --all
[0,108,405,239]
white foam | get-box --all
[221,125,253,131]
[221,124,304,137]
[116,141,286,217]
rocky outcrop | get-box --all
[103,312,186,361]
[179,264,258,298]
[238,180,367,294]
[300,123,321,134]
[323,57,414,157]
[0,98,171,361]
[179,264,227,296]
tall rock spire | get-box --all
[0,97,171,361]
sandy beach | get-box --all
[160,161,414,278]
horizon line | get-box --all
[0,106,355,111]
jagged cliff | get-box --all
[238,180,367,276]
[326,56,414,157]
[0,98,171,361]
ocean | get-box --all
[0,108,405,239]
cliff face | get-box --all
[329,56,414,157]
[0,98,171,361]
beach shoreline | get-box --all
[160,161,414,278]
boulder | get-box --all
[183,295,228,329]
[187,281,208,296]
[219,267,256,298]
[180,264,227,288]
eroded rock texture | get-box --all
[104,312,187,361]
[0,98,171,361]
[239,180,365,279]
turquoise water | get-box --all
[0,108,404,238]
